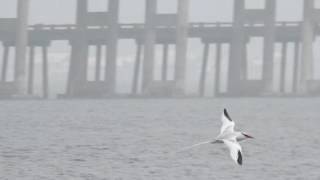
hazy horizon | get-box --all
[0,0,304,24]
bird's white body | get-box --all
[214,131,246,143]
[175,109,253,165]
[214,109,250,142]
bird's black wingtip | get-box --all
[237,150,242,165]
[223,108,232,122]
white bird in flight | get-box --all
[175,108,254,165]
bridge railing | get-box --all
[28,24,76,30]
[26,21,305,31]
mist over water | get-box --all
[0,99,319,179]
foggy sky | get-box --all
[0,0,305,24]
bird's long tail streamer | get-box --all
[169,140,212,155]
[135,140,213,161]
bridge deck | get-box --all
[0,22,315,45]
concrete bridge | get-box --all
[0,0,319,98]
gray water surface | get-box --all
[0,98,319,179]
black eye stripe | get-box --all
[242,133,252,138]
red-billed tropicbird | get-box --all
[175,109,254,165]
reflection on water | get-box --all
[0,99,319,179]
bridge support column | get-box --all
[105,0,119,95]
[27,46,35,95]
[280,42,288,93]
[132,43,142,95]
[66,0,88,97]
[263,0,276,94]
[15,0,30,95]
[299,0,314,94]
[292,41,300,93]
[162,44,169,81]
[174,0,189,95]
[95,45,102,81]
[199,43,209,97]
[1,46,10,82]
[142,0,156,94]
[66,45,75,96]
[67,41,88,96]
[241,43,247,80]
[214,43,222,97]
[42,46,49,98]
[228,0,245,95]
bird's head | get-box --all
[242,132,254,139]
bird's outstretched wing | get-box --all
[220,109,235,134]
[223,139,242,165]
